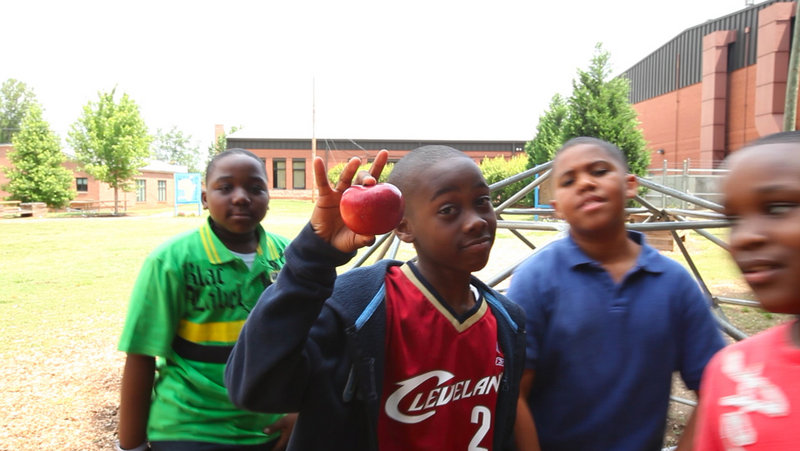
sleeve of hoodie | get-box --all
[224,223,356,413]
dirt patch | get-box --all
[4,311,781,451]
[0,333,122,450]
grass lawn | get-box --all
[0,199,315,354]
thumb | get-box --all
[353,233,377,249]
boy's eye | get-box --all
[765,202,798,216]
[591,168,609,177]
[476,196,492,209]
[249,185,267,194]
[559,177,574,187]
[438,205,456,216]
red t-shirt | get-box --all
[695,321,800,450]
[378,263,504,451]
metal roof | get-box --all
[621,0,794,103]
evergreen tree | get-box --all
[68,88,151,215]
[3,104,74,207]
[525,94,568,167]
[562,43,650,176]
[0,79,38,144]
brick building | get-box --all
[623,0,799,168]
[64,159,187,211]
[0,144,186,210]
[227,134,527,200]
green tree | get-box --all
[152,126,202,172]
[67,88,151,215]
[207,125,241,160]
[3,104,74,207]
[562,43,650,176]
[525,94,568,166]
[0,79,38,144]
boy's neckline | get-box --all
[571,231,642,284]
[407,261,477,317]
[571,229,640,264]
[209,219,260,254]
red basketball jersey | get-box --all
[378,263,504,451]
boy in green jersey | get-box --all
[117,148,294,451]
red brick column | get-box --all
[754,1,796,137]
[700,30,737,168]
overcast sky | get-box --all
[4,0,758,153]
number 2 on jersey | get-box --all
[468,405,490,451]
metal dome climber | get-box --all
[348,159,750,416]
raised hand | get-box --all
[309,149,389,253]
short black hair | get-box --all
[556,137,628,172]
[206,148,267,184]
[387,145,473,196]
[724,131,800,170]
[744,130,800,147]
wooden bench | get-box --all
[0,200,22,218]
[20,202,47,218]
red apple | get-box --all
[340,183,405,235]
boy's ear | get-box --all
[624,174,638,199]
[394,217,415,243]
[201,189,208,209]
[551,199,564,220]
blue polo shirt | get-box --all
[507,231,725,451]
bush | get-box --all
[480,154,532,207]
[327,161,394,185]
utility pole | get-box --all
[311,77,317,201]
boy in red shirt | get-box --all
[695,131,800,450]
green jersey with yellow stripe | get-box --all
[118,217,288,445]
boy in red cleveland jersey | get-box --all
[225,146,526,450]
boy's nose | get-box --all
[576,173,597,191]
[231,187,251,204]
[729,217,767,251]
[463,209,489,232]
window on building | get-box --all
[158,180,167,202]
[292,159,306,189]
[136,179,146,202]
[273,159,286,189]
[76,177,88,192]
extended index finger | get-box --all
[369,149,389,180]
[334,157,363,192]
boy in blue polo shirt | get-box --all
[508,137,725,450]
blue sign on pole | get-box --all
[174,173,202,215]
